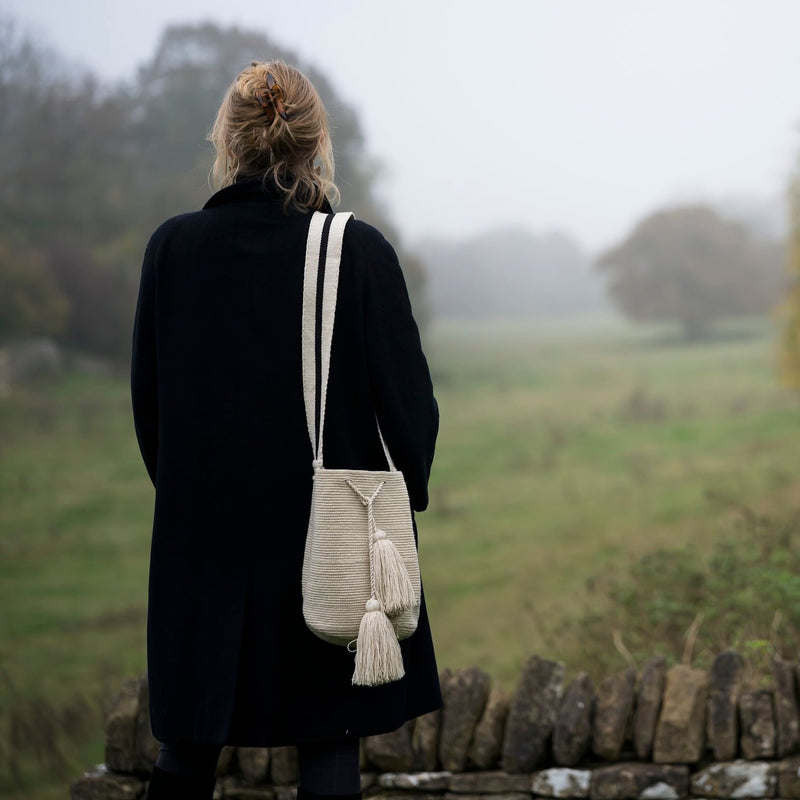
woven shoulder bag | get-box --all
[300,211,421,687]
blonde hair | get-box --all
[209,60,339,211]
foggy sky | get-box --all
[5,0,800,254]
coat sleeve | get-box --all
[131,234,159,485]
[361,226,439,512]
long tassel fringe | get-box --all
[352,598,405,686]
[372,530,415,615]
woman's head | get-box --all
[209,60,339,210]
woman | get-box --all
[131,60,440,800]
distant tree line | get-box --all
[1,9,795,358]
[417,228,609,319]
[418,204,785,335]
[0,16,427,359]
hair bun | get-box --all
[209,60,340,211]
[255,72,289,123]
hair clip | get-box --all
[255,72,289,123]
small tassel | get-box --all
[372,529,415,615]
[352,598,405,686]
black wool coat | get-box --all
[131,178,441,746]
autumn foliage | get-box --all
[781,175,800,387]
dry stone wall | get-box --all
[71,652,800,800]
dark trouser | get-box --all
[146,738,362,799]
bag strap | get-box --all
[301,211,397,471]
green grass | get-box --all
[2,314,800,796]
[0,373,152,797]
[420,316,800,682]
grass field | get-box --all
[2,315,799,798]
[423,317,800,678]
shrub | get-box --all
[574,506,800,677]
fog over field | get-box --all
[5,0,799,253]
[3,2,800,797]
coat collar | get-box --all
[203,177,333,215]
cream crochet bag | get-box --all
[300,211,421,687]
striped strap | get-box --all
[301,211,396,471]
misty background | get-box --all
[1,0,797,349]
[4,2,800,798]
[5,1,799,257]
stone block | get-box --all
[361,773,378,792]
[216,776,274,799]
[238,747,270,784]
[774,659,800,757]
[413,709,442,771]
[532,768,591,798]
[593,668,636,761]
[469,687,510,770]
[502,655,565,773]
[270,746,299,785]
[777,757,800,798]
[690,760,776,798]
[379,771,452,790]
[364,720,415,772]
[104,677,141,773]
[217,746,237,777]
[633,657,666,761]
[439,666,492,772]
[371,794,443,800]
[652,665,708,764]
[70,765,146,799]
[133,677,160,774]
[7,338,64,382]
[708,651,745,761]
[449,771,531,793]
[553,673,595,767]
[273,787,297,800]
[443,794,530,800]
[590,763,689,800]
[740,689,776,760]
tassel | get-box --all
[352,598,405,686]
[372,529,415,615]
